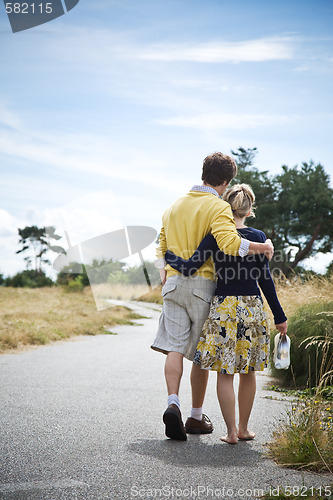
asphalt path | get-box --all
[0,300,332,500]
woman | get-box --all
[165,184,287,444]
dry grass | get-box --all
[138,275,333,312]
[89,283,152,304]
[136,285,163,304]
[266,277,333,473]
[0,287,144,353]
[86,282,163,309]
[265,275,333,329]
[267,395,333,473]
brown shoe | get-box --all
[163,404,187,441]
[185,414,213,434]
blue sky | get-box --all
[1,0,333,276]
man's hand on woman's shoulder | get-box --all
[247,238,274,260]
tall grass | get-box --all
[267,333,333,472]
[259,276,333,472]
[270,300,333,388]
[270,274,333,321]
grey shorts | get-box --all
[150,275,216,361]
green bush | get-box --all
[270,301,333,388]
[4,270,54,288]
[126,261,160,285]
[56,262,90,287]
[66,276,85,292]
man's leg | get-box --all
[163,351,187,441]
[190,363,209,407]
[184,363,213,434]
[184,278,216,434]
[165,351,183,396]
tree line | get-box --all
[231,147,333,277]
[0,225,160,289]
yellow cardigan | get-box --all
[157,190,242,281]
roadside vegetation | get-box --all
[265,275,333,473]
[0,287,144,353]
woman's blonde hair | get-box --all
[223,183,256,218]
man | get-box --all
[151,152,274,441]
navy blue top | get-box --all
[165,227,287,325]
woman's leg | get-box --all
[216,373,238,444]
[238,370,256,440]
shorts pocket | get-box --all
[192,289,213,303]
[161,282,177,297]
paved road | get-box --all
[0,301,332,500]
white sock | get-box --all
[191,407,203,421]
[168,394,180,409]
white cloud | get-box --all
[293,65,311,72]
[10,26,296,69]
[171,79,229,92]
[44,190,124,248]
[0,209,21,238]
[303,252,333,274]
[0,209,27,276]
[136,36,295,63]
[0,101,23,130]
[157,113,295,130]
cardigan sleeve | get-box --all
[155,225,167,260]
[210,203,242,256]
[258,260,287,324]
[255,230,287,324]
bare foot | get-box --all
[238,430,256,441]
[220,434,238,444]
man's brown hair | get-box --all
[201,152,237,186]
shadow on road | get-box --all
[128,437,264,468]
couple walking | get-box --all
[151,152,287,443]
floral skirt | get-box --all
[193,295,269,374]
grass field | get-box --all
[0,286,144,353]
[269,274,333,322]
